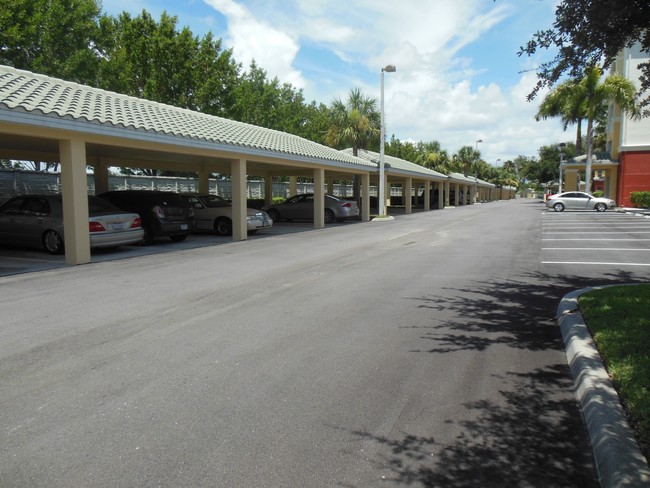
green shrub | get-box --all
[592,190,604,198]
[630,192,650,208]
[272,196,286,204]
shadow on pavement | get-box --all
[345,270,647,487]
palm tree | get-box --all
[453,146,480,177]
[325,88,380,202]
[325,88,380,154]
[536,66,640,192]
[579,66,639,192]
[536,79,586,155]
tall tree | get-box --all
[519,0,650,111]
[574,67,639,192]
[536,79,586,155]
[325,88,380,155]
[325,88,380,203]
[453,146,480,177]
[0,0,103,84]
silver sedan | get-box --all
[180,193,272,236]
[546,191,616,212]
[0,194,143,254]
[262,194,360,223]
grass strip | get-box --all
[578,284,650,462]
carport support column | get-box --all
[94,158,110,195]
[423,181,431,211]
[404,177,413,214]
[454,183,460,206]
[231,158,247,241]
[313,168,325,229]
[289,176,298,196]
[444,181,450,207]
[198,170,210,194]
[60,138,91,265]
[264,177,273,204]
[361,173,370,222]
[437,181,444,209]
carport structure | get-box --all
[0,66,388,265]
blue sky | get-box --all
[101,0,568,164]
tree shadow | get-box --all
[403,270,645,354]
[338,270,647,487]
[344,364,599,487]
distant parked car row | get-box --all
[0,190,355,254]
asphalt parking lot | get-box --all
[541,208,650,271]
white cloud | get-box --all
[203,0,306,88]
[202,0,566,162]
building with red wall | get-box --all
[608,43,650,207]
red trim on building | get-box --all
[618,151,650,207]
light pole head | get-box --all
[382,65,397,73]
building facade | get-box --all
[608,42,650,207]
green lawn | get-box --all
[578,284,650,462]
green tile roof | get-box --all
[0,65,374,169]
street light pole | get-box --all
[378,64,396,217]
[558,143,566,193]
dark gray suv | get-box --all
[99,191,193,244]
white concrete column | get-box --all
[94,158,110,195]
[264,176,273,204]
[231,158,247,241]
[404,177,413,214]
[59,138,90,265]
[423,181,431,211]
[454,183,460,206]
[445,181,450,207]
[327,176,334,195]
[198,170,210,194]
[313,168,325,229]
[437,181,444,209]
[361,173,370,222]
[289,176,297,196]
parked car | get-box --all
[0,194,143,254]
[262,193,360,223]
[179,193,272,236]
[99,190,193,244]
[545,191,616,212]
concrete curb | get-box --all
[557,287,650,487]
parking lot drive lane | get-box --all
[3,200,640,486]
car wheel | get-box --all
[553,202,565,212]
[141,226,154,245]
[324,209,336,223]
[595,202,607,212]
[215,217,232,236]
[267,209,280,222]
[170,234,188,242]
[42,230,64,255]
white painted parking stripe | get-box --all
[542,248,650,251]
[543,231,650,234]
[542,238,650,241]
[542,261,650,266]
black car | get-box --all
[99,191,193,244]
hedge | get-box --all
[630,192,650,208]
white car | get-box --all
[545,191,616,212]
[180,193,272,235]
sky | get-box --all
[100,0,568,165]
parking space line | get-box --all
[542,248,650,251]
[542,238,650,241]
[542,261,650,266]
